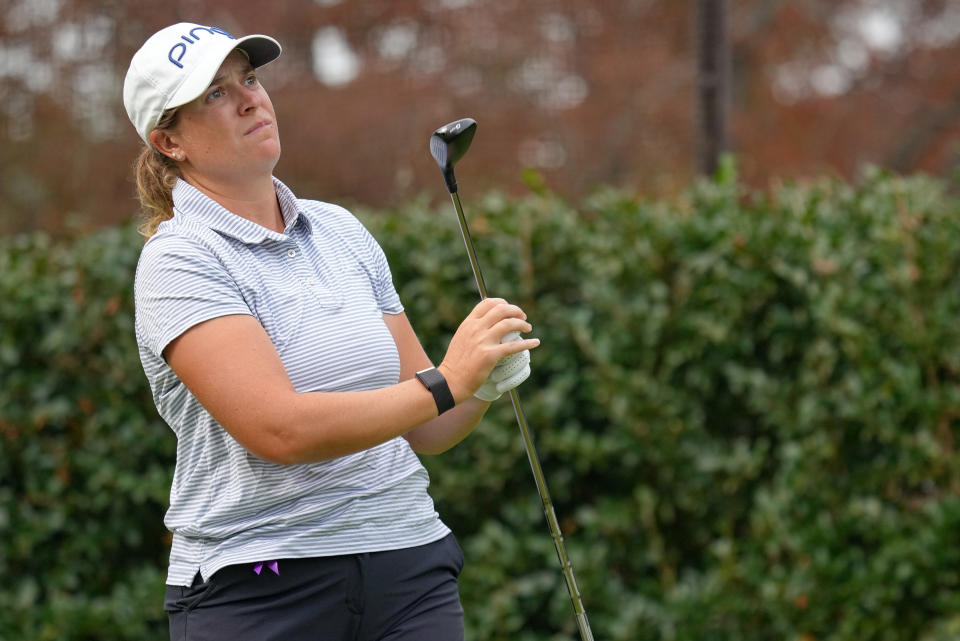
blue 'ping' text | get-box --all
[168,26,235,69]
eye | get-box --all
[206,87,224,101]
[244,74,258,87]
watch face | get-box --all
[417,368,441,385]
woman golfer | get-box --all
[124,22,538,641]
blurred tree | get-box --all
[730,0,960,185]
[697,0,730,175]
[1,0,959,235]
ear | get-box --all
[149,129,185,162]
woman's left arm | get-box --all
[383,312,493,454]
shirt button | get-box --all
[287,249,297,258]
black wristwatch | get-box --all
[415,367,456,415]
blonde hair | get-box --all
[133,108,181,238]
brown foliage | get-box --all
[1,0,959,234]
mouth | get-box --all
[245,120,272,136]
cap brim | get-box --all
[235,35,282,69]
[165,34,282,112]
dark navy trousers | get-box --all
[165,533,465,641]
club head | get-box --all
[429,118,477,193]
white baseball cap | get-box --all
[123,23,282,145]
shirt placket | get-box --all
[283,234,343,310]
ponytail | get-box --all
[133,109,181,238]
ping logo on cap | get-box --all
[168,26,235,69]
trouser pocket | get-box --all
[165,572,217,641]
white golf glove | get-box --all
[474,331,531,402]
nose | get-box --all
[237,84,260,114]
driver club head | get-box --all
[429,118,477,193]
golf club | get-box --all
[429,118,595,641]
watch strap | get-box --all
[415,367,456,415]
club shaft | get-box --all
[449,192,594,641]
[449,191,490,297]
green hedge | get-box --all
[2,168,960,640]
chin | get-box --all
[257,140,282,168]
[265,137,281,157]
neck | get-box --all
[182,171,284,233]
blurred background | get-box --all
[6,2,960,641]
[4,0,960,234]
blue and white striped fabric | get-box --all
[135,177,449,587]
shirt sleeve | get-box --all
[134,234,252,358]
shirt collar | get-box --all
[170,176,311,244]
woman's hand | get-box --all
[438,298,540,402]
[474,331,531,402]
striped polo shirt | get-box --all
[135,177,449,586]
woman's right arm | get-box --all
[163,298,532,465]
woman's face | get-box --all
[166,49,281,183]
